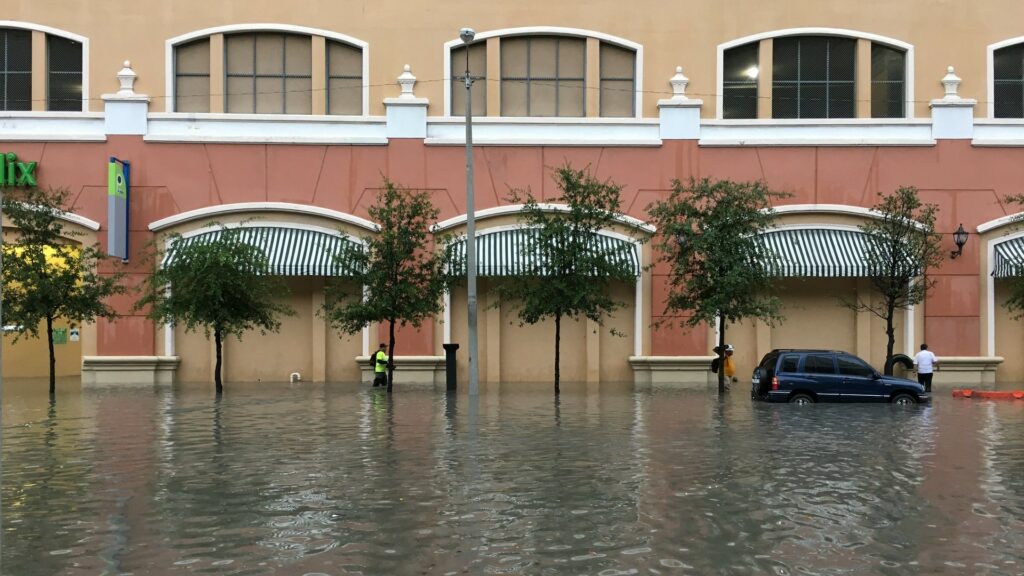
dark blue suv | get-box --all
[751,349,930,405]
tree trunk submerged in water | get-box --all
[554,312,561,396]
[47,315,56,397]
[387,319,396,394]
[214,326,224,394]
[717,315,727,396]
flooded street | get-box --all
[2,380,1023,575]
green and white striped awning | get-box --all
[448,229,641,277]
[163,226,363,276]
[993,237,1024,278]
[761,228,874,278]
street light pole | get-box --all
[460,27,479,397]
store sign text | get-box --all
[0,153,38,187]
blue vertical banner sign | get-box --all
[107,157,130,260]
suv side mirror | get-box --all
[872,371,882,380]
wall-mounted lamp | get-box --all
[950,223,968,259]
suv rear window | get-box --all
[803,353,836,374]
[778,354,800,373]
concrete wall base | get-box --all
[81,356,180,385]
[357,355,446,387]
[912,356,1004,388]
[630,356,716,389]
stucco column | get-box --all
[209,34,225,113]
[754,319,771,364]
[311,36,327,115]
[855,278,872,359]
[311,278,327,382]
[930,67,976,139]
[102,61,150,135]
[855,39,872,118]
[31,31,46,112]
[384,65,428,138]
[586,318,600,383]
[485,286,501,383]
[586,37,600,117]
[757,39,773,119]
[658,67,702,139]
[486,37,501,116]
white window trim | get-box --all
[165,24,370,115]
[985,226,1024,356]
[148,201,379,232]
[987,36,1024,119]
[0,21,89,112]
[442,26,643,119]
[433,203,656,233]
[716,27,915,120]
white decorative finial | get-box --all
[116,60,137,97]
[397,64,417,99]
[941,66,962,101]
[669,66,689,100]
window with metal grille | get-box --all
[501,36,585,117]
[0,28,31,111]
[450,41,486,116]
[723,42,759,119]
[871,43,905,118]
[327,40,362,115]
[174,38,210,113]
[47,35,82,111]
[994,44,1024,118]
[772,36,855,119]
[225,32,311,114]
[599,42,635,117]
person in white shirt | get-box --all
[913,343,938,392]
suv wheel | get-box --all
[891,393,917,406]
[789,393,814,405]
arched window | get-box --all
[447,28,640,118]
[169,25,367,115]
[994,43,1024,118]
[719,30,909,119]
[0,25,84,112]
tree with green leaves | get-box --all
[647,177,788,395]
[1,187,126,396]
[135,224,294,393]
[841,186,942,375]
[1000,194,1024,319]
[322,179,447,394]
[492,164,641,394]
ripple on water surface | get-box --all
[3,381,1024,575]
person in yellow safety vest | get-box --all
[372,343,389,387]
[723,344,737,388]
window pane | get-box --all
[995,45,1024,119]
[804,354,835,374]
[256,34,284,75]
[1,29,32,111]
[558,79,584,116]
[724,42,759,119]
[176,76,210,113]
[225,34,254,75]
[285,76,311,114]
[177,39,210,74]
[772,37,798,81]
[530,78,556,116]
[773,35,856,119]
[829,82,855,118]
[828,38,856,81]
[501,78,528,116]
[48,71,81,111]
[450,42,486,116]
[284,34,311,75]
[255,77,283,113]
[47,35,82,111]
[601,79,633,117]
[4,73,31,111]
[328,77,362,115]
[837,355,874,377]
[779,355,800,373]
[772,83,798,118]
[531,37,557,77]
[558,37,585,78]
[226,76,254,113]
[328,41,361,77]
[871,43,905,118]
[798,37,829,81]
[501,37,528,78]
[600,43,633,78]
[800,82,828,118]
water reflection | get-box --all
[2,381,1024,575]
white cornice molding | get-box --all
[771,204,927,229]
[149,202,378,232]
[977,212,1024,234]
[716,27,914,120]
[0,203,101,231]
[432,204,656,233]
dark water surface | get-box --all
[3,380,1024,575]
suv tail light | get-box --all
[772,376,779,391]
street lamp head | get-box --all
[460,28,476,44]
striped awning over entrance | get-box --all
[760,228,874,277]
[163,226,362,276]
[448,228,641,277]
[993,237,1024,278]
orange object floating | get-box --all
[952,389,1024,399]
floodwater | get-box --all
[2,380,1024,576]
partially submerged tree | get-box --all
[841,186,942,374]
[492,164,642,394]
[647,177,788,395]
[136,224,294,393]
[322,179,447,394]
[1,187,126,396]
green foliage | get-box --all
[843,186,942,373]
[322,179,447,391]
[492,164,642,390]
[647,177,788,393]
[136,223,295,390]
[998,194,1024,319]
[2,187,126,394]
